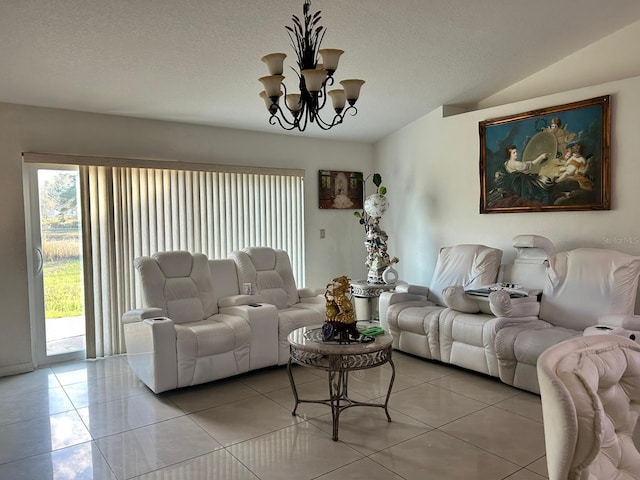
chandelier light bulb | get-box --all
[258,75,285,99]
[339,79,365,105]
[328,89,346,113]
[261,53,287,75]
[318,49,343,74]
[259,91,280,114]
[286,93,302,112]
[301,69,327,93]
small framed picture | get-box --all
[318,170,363,209]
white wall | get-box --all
[375,18,640,293]
[0,103,372,374]
[478,19,640,109]
[375,76,640,311]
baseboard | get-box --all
[0,362,35,378]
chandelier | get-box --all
[259,0,365,132]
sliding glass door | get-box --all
[25,164,86,365]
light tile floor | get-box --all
[0,352,549,479]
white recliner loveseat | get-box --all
[122,248,325,393]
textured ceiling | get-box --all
[1,0,640,142]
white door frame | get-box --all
[23,163,86,367]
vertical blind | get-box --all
[23,152,305,358]
[82,165,305,357]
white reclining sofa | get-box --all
[378,244,503,361]
[381,237,640,395]
[122,248,324,393]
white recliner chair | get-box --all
[378,244,503,361]
[229,247,325,364]
[122,251,253,393]
[494,247,640,393]
[439,235,554,377]
[537,335,640,480]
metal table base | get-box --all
[287,327,395,441]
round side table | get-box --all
[350,279,396,321]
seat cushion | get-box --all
[396,305,441,335]
[514,326,580,365]
[439,308,501,375]
[175,316,243,358]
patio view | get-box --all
[38,170,85,356]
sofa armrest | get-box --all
[380,290,430,305]
[219,303,279,322]
[122,307,165,324]
[443,285,483,313]
[219,304,280,369]
[495,316,551,330]
[297,287,324,304]
[218,294,266,308]
[122,316,177,393]
[597,314,640,331]
[394,282,430,296]
[489,290,541,318]
[298,287,323,298]
[379,289,433,325]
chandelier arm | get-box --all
[266,81,305,130]
[316,88,328,112]
[344,105,358,117]
[316,75,334,112]
[294,105,310,132]
[310,109,344,130]
[279,80,296,118]
[268,112,297,131]
[315,105,357,126]
[268,102,299,131]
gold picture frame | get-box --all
[479,95,611,213]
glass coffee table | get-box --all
[287,325,395,441]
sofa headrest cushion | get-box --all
[540,248,640,330]
[153,251,194,278]
[428,244,503,306]
[243,247,277,271]
[512,235,555,257]
[135,251,218,323]
[230,248,300,308]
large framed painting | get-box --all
[479,95,611,214]
[318,170,363,209]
